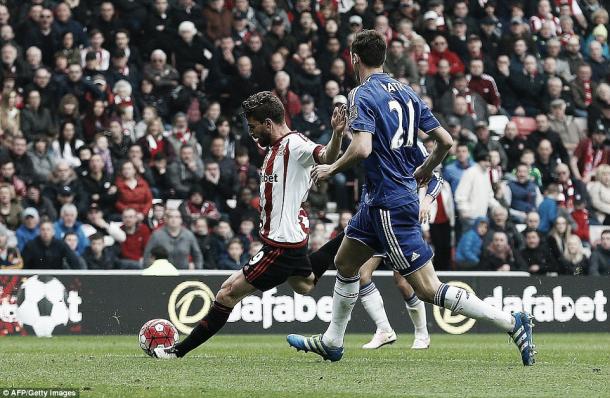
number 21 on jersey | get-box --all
[389,99,415,150]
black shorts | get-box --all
[242,244,312,291]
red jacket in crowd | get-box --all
[468,74,501,107]
[115,177,153,216]
[427,49,464,76]
[120,223,151,261]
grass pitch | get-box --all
[0,333,608,398]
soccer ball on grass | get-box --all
[139,319,179,356]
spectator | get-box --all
[0,223,22,269]
[524,211,541,233]
[473,122,507,170]
[54,203,89,255]
[143,49,179,97]
[478,231,524,271]
[504,163,543,222]
[554,163,591,212]
[589,229,610,275]
[485,205,525,252]
[80,153,117,215]
[143,209,203,270]
[455,216,488,269]
[0,90,20,135]
[428,34,464,76]
[571,126,610,183]
[520,228,557,275]
[509,54,546,116]
[0,182,22,230]
[563,234,589,275]
[21,183,56,221]
[20,90,54,140]
[52,121,84,168]
[218,238,247,270]
[192,217,218,269]
[82,232,116,270]
[167,144,204,199]
[589,164,610,225]
[142,245,179,276]
[570,63,597,117]
[455,149,500,231]
[548,99,585,152]
[63,231,88,269]
[179,186,221,223]
[467,59,501,115]
[23,220,82,269]
[28,136,57,184]
[547,215,574,264]
[16,207,40,252]
[291,94,329,143]
[443,143,473,193]
[116,208,150,269]
[499,121,527,172]
[115,160,153,220]
[272,71,301,128]
[136,118,174,162]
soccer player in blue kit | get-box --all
[287,30,536,366]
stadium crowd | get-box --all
[0,0,608,275]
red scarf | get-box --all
[558,179,576,210]
[583,80,592,106]
[581,138,604,180]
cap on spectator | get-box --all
[424,11,438,21]
[481,16,497,25]
[349,15,363,26]
[592,24,608,39]
[475,120,488,130]
[474,148,490,162]
[510,17,523,25]
[333,95,348,105]
[447,116,461,127]
[85,51,97,61]
[550,99,566,108]
[271,15,284,25]
[59,185,74,196]
[301,94,314,104]
[591,121,606,135]
[178,21,197,34]
[112,49,127,59]
[454,17,466,25]
[93,74,106,86]
[88,203,100,212]
[234,11,248,20]
[22,207,39,221]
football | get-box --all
[16,275,70,337]
[138,319,179,357]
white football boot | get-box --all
[362,329,397,349]
[152,346,178,359]
[411,335,430,349]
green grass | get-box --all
[0,334,608,398]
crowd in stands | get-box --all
[0,0,608,275]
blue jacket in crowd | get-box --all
[54,220,90,255]
[538,197,558,234]
[456,217,488,265]
[16,225,40,252]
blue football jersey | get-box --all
[348,72,440,208]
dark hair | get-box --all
[90,232,104,241]
[63,231,78,240]
[516,162,529,170]
[351,30,386,67]
[523,228,539,237]
[601,229,610,238]
[150,245,168,260]
[242,91,285,124]
[228,238,243,249]
[235,146,249,157]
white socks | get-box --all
[360,282,393,333]
[434,283,514,332]
[322,274,360,348]
[405,293,428,337]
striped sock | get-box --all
[322,273,360,348]
[405,293,427,337]
[434,283,514,332]
[360,282,392,333]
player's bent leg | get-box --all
[309,231,344,283]
[360,257,396,349]
[393,271,429,349]
[158,271,257,359]
[405,261,536,365]
[287,273,316,295]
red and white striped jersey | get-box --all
[259,132,323,248]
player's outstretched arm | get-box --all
[317,105,347,165]
[312,130,372,183]
[413,127,453,186]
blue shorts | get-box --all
[345,201,433,276]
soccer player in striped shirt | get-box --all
[153,91,347,358]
